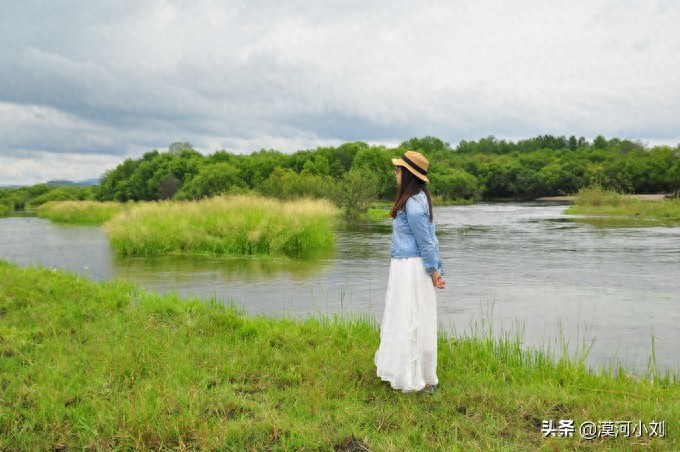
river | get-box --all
[1,203,678,373]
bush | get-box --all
[258,168,335,200]
[27,186,95,207]
[330,168,380,218]
[574,185,623,207]
[430,168,482,201]
[175,163,243,200]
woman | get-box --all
[375,150,445,394]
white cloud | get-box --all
[0,0,679,184]
[0,152,122,186]
[0,101,119,154]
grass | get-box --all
[431,195,476,206]
[37,201,129,225]
[565,186,680,227]
[0,261,677,450]
[104,195,339,258]
[365,204,391,221]
[364,197,474,221]
[569,186,626,207]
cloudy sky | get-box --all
[1,0,679,185]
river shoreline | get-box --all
[536,193,670,202]
[2,203,679,374]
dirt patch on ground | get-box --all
[334,436,371,451]
[628,194,668,201]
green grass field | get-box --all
[565,187,680,227]
[1,261,677,450]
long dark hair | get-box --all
[390,167,433,222]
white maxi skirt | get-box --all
[375,257,438,392]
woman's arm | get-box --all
[405,197,442,280]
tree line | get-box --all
[2,135,679,217]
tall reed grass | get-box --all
[567,186,680,226]
[104,195,338,257]
[573,185,624,207]
[1,261,677,450]
[37,200,128,225]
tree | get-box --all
[568,135,578,151]
[477,136,498,154]
[235,150,287,188]
[168,141,194,154]
[477,157,522,197]
[258,168,333,200]
[175,163,243,199]
[400,136,452,154]
[330,142,368,176]
[430,168,481,201]
[351,147,393,198]
[97,158,139,201]
[301,155,331,176]
[593,135,608,150]
[333,168,380,218]
[157,175,180,199]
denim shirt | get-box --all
[390,191,444,275]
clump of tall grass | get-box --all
[37,200,128,225]
[573,185,623,207]
[567,185,680,226]
[104,195,338,257]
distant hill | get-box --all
[46,180,77,186]
[0,178,99,189]
[46,179,100,187]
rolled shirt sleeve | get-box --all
[405,197,440,275]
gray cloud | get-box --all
[1,0,679,185]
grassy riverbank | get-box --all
[565,187,680,227]
[37,201,128,225]
[103,195,338,258]
[365,197,474,221]
[1,261,677,450]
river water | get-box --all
[1,203,678,373]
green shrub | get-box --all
[574,185,623,207]
[27,186,95,207]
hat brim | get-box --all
[392,158,429,183]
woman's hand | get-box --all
[430,270,446,289]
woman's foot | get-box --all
[420,384,437,395]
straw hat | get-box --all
[392,150,430,183]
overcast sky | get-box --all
[1,0,679,185]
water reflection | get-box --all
[112,253,331,286]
